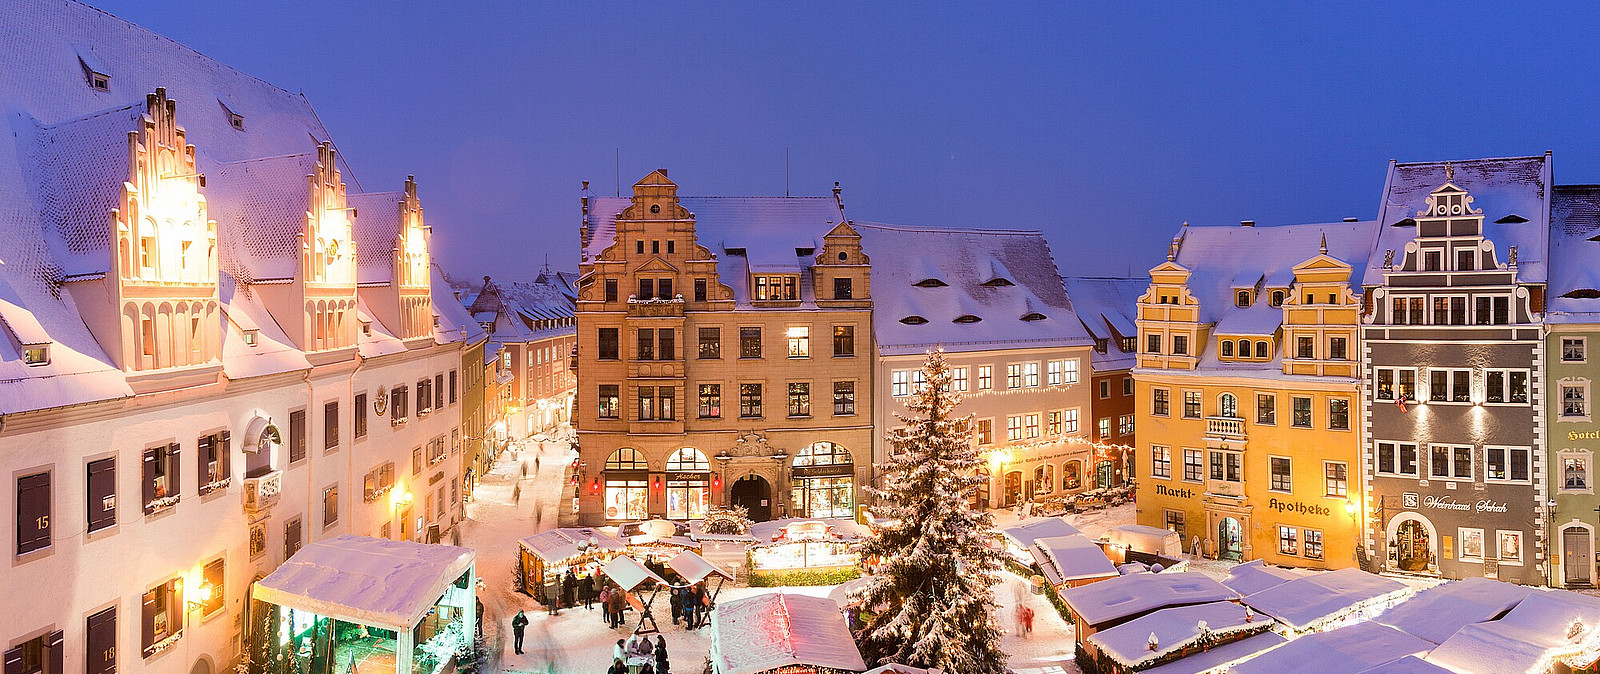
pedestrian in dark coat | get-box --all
[510,610,529,654]
[562,571,578,609]
[654,635,669,674]
[582,574,597,609]
[669,586,684,625]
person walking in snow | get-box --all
[669,586,684,625]
[599,587,612,625]
[582,574,597,610]
[511,610,529,654]
[562,571,578,610]
[654,635,670,674]
[1019,604,1034,636]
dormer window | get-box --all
[900,316,928,325]
[89,72,109,91]
[795,247,814,257]
[1236,290,1251,308]
[21,345,49,366]
[1221,341,1235,357]
[1020,312,1047,322]
[1496,214,1529,224]
[243,330,259,347]
[75,47,109,91]
[914,279,948,288]
[980,278,1014,287]
[1095,338,1108,354]
[724,247,747,257]
[229,112,244,130]
[362,323,372,336]
[753,275,799,301]
[953,315,982,324]
[1270,290,1285,307]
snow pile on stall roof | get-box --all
[1141,631,1287,674]
[517,528,624,564]
[1353,655,1456,674]
[1061,276,1145,371]
[1424,590,1600,674]
[431,264,486,346]
[219,273,311,379]
[252,535,473,632]
[1221,560,1310,597]
[863,665,931,674]
[1000,516,1082,550]
[709,593,867,674]
[750,517,869,542]
[1365,155,1552,287]
[1547,184,1600,322]
[1088,601,1267,667]
[1242,567,1409,633]
[1375,577,1538,645]
[601,555,666,592]
[856,223,1092,355]
[350,190,402,285]
[669,551,734,584]
[1231,621,1434,674]
[1061,571,1240,627]
[1030,535,1117,585]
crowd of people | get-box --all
[607,633,670,674]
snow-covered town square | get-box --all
[9,2,1600,674]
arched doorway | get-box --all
[665,448,710,520]
[189,657,211,674]
[1217,517,1243,561]
[1002,471,1022,508]
[971,466,991,510]
[731,475,773,521]
[1395,518,1433,572]
[1563,524,1595,587]
[792,442,855,518]
[1096,460,1115,489]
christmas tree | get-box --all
[853,349,1008,673]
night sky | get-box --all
[89,1,1600,283]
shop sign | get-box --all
[792,465,852,479]
[668,472,708,481]
[1569,430,1600,442]
[1418,495,1508,513]
[1267,498,1332,516]
[1154,484,1195,499]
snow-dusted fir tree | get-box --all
[854,349,1007,673]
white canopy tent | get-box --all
[602,554,668,592]
[669,550,734,584]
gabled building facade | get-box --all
[573,171,873,524]
[1064,276,1148,484]
[1546,184,1600,588]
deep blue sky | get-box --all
[91,1,1600,282]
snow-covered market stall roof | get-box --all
[1061,571,1241,629]
[1030,535,1117,586]
[1423,591,1600,673]
[1140,631,1287,674]
[252,535,474,632]
[1230,621,1433,674]
[1240,567,1410,634]
[602,555,667,592]
[1221,560,1308,597]
[709,593,867,674]
[669,551,733,584]
[1354,655,1455,674]
[1374,577,1538,645]
[518,527,625,564]
[1000,516,1082,551]
[1088,601,1272,670]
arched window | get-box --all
[1220,393,1238,418]
[1063,461,1082,490]
[666,447,709,471]
[1033,464,1054,496]
[1237,339,1251,358]
[1221,341,1234,357]
[605,447,650,471]
[794,442,853,467]
[1270,290,1285,307]
[1255,341,1269,358]
[1236,290,1250,307]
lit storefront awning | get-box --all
[252,535,474,632]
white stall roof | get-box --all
[1089,601,1263,667]
[1103,524,1182,555]
[1230,622,1433,674]
[1061,571,1240,627]
[1000,516,1082,550]
[602,555,667,592]
[1355,655,1457,674]
[863,666,930,674]
[1221,560,1308,596]
[1242,567,1409,632]
[1424,591,1600,674]
[710,593,867,674]
[518,527,625,564]
[1031,535,1117,585]
[1141,631,1287,674]
[252,535,473,631]
[1375,577,1537,645]
[668,551,732,584]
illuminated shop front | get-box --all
[665,447,711,520]
[603,448,649,521]
[749,521,860,572]
[790,442,855,519]
[250,536,476,674]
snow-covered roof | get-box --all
[462,275,575,345]
[601,555,667,592]
[517,527,625,565]
[1365,155,1552,287]
[999,516,1082,550]
[668,551,734,584]
[252,535,473,632]
[1061,276,1144,372]
[1221,560,1308,597]
[219,273,311,379]
[863,666,931,674]
[1424,590,1600,674]
[1353,655,1456,674]
[1061,571,1240,627]
[857,223,1092,356]
[1172,220,1380,326]
[432,264,486,346]
[1230,621,1434,674]
[350,190,402,285]
[1547,184,1600,323]
[1375,577,1538,645]
[211,153,316,283]
[1030,535,1117,585]
[709,593,868,674]
[1141,631,1287,674]
[1088,601,1266,667]
[1241,567,1409,633]
[356,297,407,358]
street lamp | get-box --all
[186,580,215,613]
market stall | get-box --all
[747,520,862,585]
[623,519,704,563]
[602,554,669,634]
[517,527,625,598]
[668,550,733,605]
[999,516,1082,564]
[708,593,868,674]
[1030,534,1118,590]
[250,535,476,674]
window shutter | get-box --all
[219,431,232,484]
[140,588,157,652]
[2,647,21,674]
[46,630,63,674]
[87,458,116,532]
[87,606,116,674]
[285,519,302,559]
[289,410,306,463]
[435,374,444,409]
[169,580,184,635]
[142,449,157,508]
[167,443,181,498]
[196,435,213,489]
[16,472,50,554]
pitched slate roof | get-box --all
[351,191,403,285]
[1547,184,1600,323]
[1062,276,1144,371]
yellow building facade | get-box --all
[1134,222,1378,570]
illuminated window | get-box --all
[787,326,810,358]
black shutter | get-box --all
[289,410,306,463]
[219,431,232,486]
[196,435,213,490]
[435,374,444,409]
[87,606,116,674]
[16,472,50,554]
[285,519,302,559]
[87,458,116,532]
[169,580,183,635]
[3,647,21,674]
[140,589,156,653]
[141,449,157,509]
[166,443,181,499]
[45,630,62,674]
[449,371,457,404]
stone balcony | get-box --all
[1205,416,1246,440]
[243,469,282,514]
